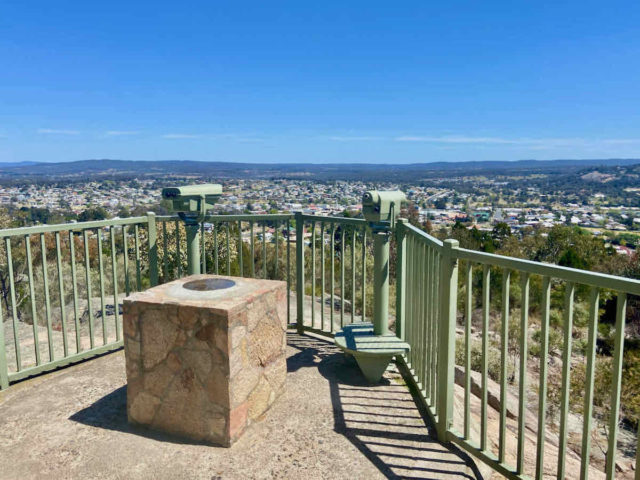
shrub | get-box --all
[530,326,563,357]
[455,336,514,383]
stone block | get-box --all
[123,274,287,447]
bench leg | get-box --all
[353,354,394,383]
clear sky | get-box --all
[2,1,640,164]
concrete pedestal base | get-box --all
[123,275,287,447]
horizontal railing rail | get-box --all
[456,246,640,295]
[156,213,294,223]
[204,213,294,222]
[299,213,368,227]
[0,216,151,238]
[402,222,445,249]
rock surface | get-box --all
[123,274,287,447]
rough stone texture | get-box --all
[450,369,610,480]
[454,365,520,420]
[123,274,287,447]
[0,333,482,480]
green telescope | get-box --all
[334,190,410,383]
[161,184,222,220]
[161,183,223,275]
[362,190,407,230]
[363,190,407,336]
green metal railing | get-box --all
[0,213,297,390]
[395,221,640,480]
[294,212,374,335]
[1,212,639,479]
[394,222,445,430]
[156,213,295,321]
[0,213,158,389]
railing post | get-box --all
[436,238,459,441]
[395,219,408,340]
[372,231,391,336]
[295,212,305,334]
[147,212,159,287]
[0,299,8,390]
[185,223,201,276]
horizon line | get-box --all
[2,157,640,166]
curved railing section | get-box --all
[395,220,640,480]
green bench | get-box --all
[334,323,410,383]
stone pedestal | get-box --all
[123,275,287,447]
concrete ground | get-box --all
[0,332,482,480]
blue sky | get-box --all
[2,1,640,163]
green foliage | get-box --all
[491,222,512,245]
[433,197,447,209]
[13,206,69,225]
[157,221,238,282]
[568,356,613,420]
[530,326,563,357]
[455,337,514,383]
[621,349,640,427]
[496,224,626,278]
[558,247,588,270]
[117,206,131,218]
[451,222,640,431]
[78,207,109,222]
[446,221,497,253]
[572,300,590,328]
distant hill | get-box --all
[1,158,639,182]
[0,161,38,167]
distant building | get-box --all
[473,211,490,222]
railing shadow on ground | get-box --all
[287,332,484,480]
